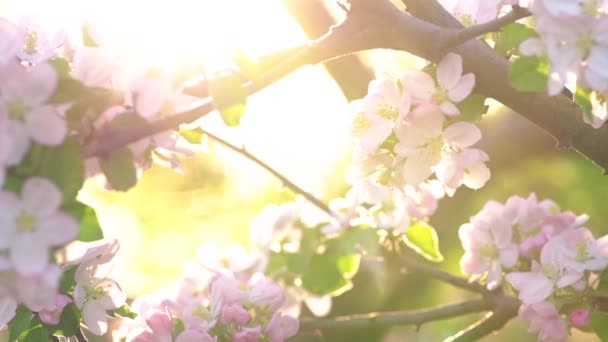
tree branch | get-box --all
[445,294,520,342]
[201,128,334,217]
[442,7,531,51]
[400,256,488,294]
[300,299,492,331]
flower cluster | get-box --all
[438,0,522,25]
[520,0,608,127]
[459,193,608,341]
[345,53,489,233]
[122,245,299,342]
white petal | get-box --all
[396,104,444,147]
[0,296,17,326]
[463,161,491,189]
[439,101,460,116]
[448,73,475,102]
[4,120,30,166]
[37,212,78,246]
[98,280,126,310]
[437,53,463,90]
[401,150,436,185]
[0,192,19,249]
[25,106,67,146]
[22,177,62,216]
[82,302,109,336]
[399,70,436,104]
[2,62,58,106]
[11,233,49,276]
[444,122,482,148]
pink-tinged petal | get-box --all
[437,53,463,89]
[72,47,116,88]
[146,309,173,335]
[444,122,481,148]
[82,303,109,336]
[401,150,436,185]
[22,177,62,216]
[98,280,126,310]
[463,161,490,190]
[25,106,67,146]
[132,77,171,118]
[439,101,460,116]
[519,38,544,56]
[2,62,58,106]
[460,252,487,276]
[399,70,436,104]
[396,104,444,148]
[0,296,17,326]
[499,245,518,268]
[305,295,332,317]
[11,233,49,276]
[4,120,30,166]
[506,272,553,304]
[0,19,19,65]
[448,73,475,102]
[37,212,78,246]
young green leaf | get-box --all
[402,222,444,262]
[208,72,247,127]
[99,147,138,192]
[64,201,104,242]
[509,56,549,92]
[8,305,33,342]
[494,23,537,56]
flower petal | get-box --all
[82,302,109,336]
[26,106,67,146]
[22,177,62,216]
[437,53,463,90]
[439,101,460,116]
[0,296,17,326]
[37,212,78,246]
[444,122,482,149]
[448,73,475,102]
[11,233,49,276]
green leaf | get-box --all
[47,303,81,337]
[9,305,33,342]
[336,254,361,279]
[172,317,185,340]
[509,56,549,92]
[285,228,320,274]
[21,323,50,342]
[494,23,537,56]
[99,147,138,191]
[209,72,247,127]
[48,57,72,78]
[179,128,205,144]
[592,311,608,341]
[110,304,138,319]
[575,87,594,122]
[402,221,444,262]
[456,94,489,122]
[48,78,87,104]
[59,266,77,294]
[328,225,379,255]
[64,201,104,242]
[301,254,351,296]
[26,138,85,204]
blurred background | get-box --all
[2,0,607,341]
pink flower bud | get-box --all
[232,326,262,342]
[569,309,590,328]
[146,309,173,335]
[221,303,250,326]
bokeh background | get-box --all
[1,0,607,341]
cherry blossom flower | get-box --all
[459,201,518,289]
[265,312,300,342]
[518,301,568,342]
[394,104,482,185]
[15,16,66,64]
[0,61,64,165]
[0,177,78,275]
[569,309,590,328]
[38,294,72,325]
[400,53,475,115]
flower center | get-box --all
[16,213,36,233]
[24,31,39,55]
[7,101,28,120]
[479,244,498,259]
[575,241,592,262]
[376,104,398,121]
[352,113,372,135]
[432,88,448,104]
[85,284,109,301]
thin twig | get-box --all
[51,335,62,342]
[202,129,334,217]
[300,299,492,331]
[75,328,88,342]
[400,256,488,294]
[442,7,531,51]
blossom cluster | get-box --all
[122,244,299,342]
[517,0,608,128]
[0,15,201,190]
[438,0,523,25]
[346,53,489,233]
[459,193,608,341]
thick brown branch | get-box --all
[201,129,334,217]
[86,0,608,173]
[300,299,492,331]
[443,7,531,51]
[445,295,520,342]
